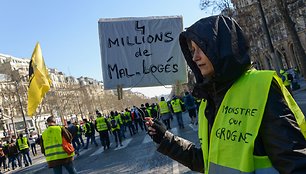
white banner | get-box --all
[98,16,187,90]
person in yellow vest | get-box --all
[109,111,123,147]
[170,95,185,129]
[95,111,111,150]
[124,108,136,137]
[40,116,77,174]
[83,118,98,149]
[16,133,32,167]
[279,69,292,94]
[146,15,306,173]
[74,122,85,148]
[158,97,172,130]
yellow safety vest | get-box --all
[198,70,306,174]
[146,107,152,117]
[76,125,81,135]
[124,111,132,122]
[83,122,91,134]
[109,114,122,131]
[42,126,74,162]
[96,117,108,131]
[159,101,170,114]
[171,99,182,113]
[281,72,291,86]
[17,137,29,150]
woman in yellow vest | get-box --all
[146,15,306,173]
[41,116,77,174]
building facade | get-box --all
[231,0,306,72]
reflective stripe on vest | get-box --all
[96,117,108,131]
[199,70,280,173]
[17,137,29,150]
[171,99,182,113]
[159,101,170,114]
[42,126,74,162]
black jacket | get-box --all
[157,15,306,174]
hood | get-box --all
[179,15,251,85]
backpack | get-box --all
[110,118,117,128]
[67,125,78,138]
[287,73,293,81]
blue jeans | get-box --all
[21,149,32,165]
[174,112,184,128]
[85,135,98,149]
[8,156,17,170]
[52,161,77,174]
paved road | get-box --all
[7,112,199,174]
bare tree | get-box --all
[200,0,234,16]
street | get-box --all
[7,112,200,174]
[5,80,306,174]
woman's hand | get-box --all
[145,117,167,144]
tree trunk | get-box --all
[275,0,306,78]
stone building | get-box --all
[231,0,306,72]
[0,53,106,138]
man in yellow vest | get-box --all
[95,111,110,150]
[41,116,77,174]
[109,111,123,147]
[158,97,172,130]
[83,118,98,149]
[280,69,292,94]
[146,15,306,173]
[170,95,185,129]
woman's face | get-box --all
[189,40,214,77]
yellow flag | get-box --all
[27,42,52,116]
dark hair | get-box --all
[67,121,71,124]
[19,133,24,143]
[47,116,56,124]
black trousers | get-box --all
[98,130,110,148]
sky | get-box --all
[0,0,215,98]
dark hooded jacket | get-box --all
[156,15,306,173]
